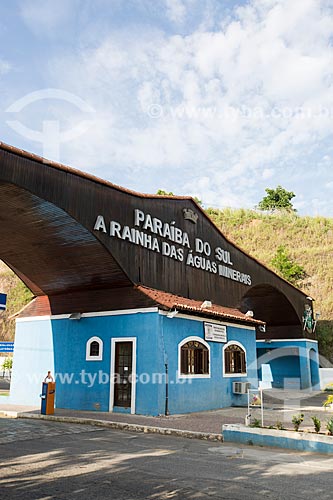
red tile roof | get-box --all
[13,287,264,325]
[137,286,265,325]
[11,296,51,319]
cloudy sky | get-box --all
[0,0,332,215]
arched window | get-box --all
[179,337,210,377]
[223,342,247,376]
[86,336,103,361]
[90,341,100,357]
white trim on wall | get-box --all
[178,336,211,379]
[109,337,137,415]
[256,338,318,344]
[86,336,103,361]
[16,307,159,322]
[159,310,256,331]
[223,340,248,378]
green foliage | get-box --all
[292,413,304,431]
[323,394,333,408]
[2,357,13,371]
[326,417,333,436]
[156,190,203,206]
[258,185,296,211]
[324,383,333,392]
[193,196,203,206]
[311,416,321,433]
[8,280,33,312]
[316,322,333,365]
[250,418,261,428]
[156,189,174,196]
[0,262,33,341]
[271,245,306,284]
[275,421,285,430]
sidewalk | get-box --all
[1,390,332,441]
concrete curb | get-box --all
[0,410,19,418]
[223,424,333,454]
[17,412,223,442]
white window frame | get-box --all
[223,340,247,378]
[86,336,103,361]
[178,336,211,379]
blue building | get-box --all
[10,293,262,414]
[0,142,320,415]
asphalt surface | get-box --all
[0,376,10,390]
[1,417,333,500]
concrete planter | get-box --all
[222,424,333,454]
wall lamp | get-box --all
[201,300,212,308]
[69,313,82,320]
[167,309,178,319]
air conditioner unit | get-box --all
[232,382,251,394]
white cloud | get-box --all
[0,59,10,76]
[17,0,333,213]
[262,168,274,180]
[20,0,76,36]
[165,0,187,24]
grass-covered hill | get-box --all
[1,208,333,360]
[206,208,333,363]
[206,208,333,319]
[0,261,33,340]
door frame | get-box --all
[109,337,137,414]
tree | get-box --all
[258,185,296,211]
[271,246,305,284]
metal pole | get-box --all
[165,362,169,416]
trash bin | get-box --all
[40,381,56,415]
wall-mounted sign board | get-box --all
[0,293,6,311]
[0,342,14,353]
[204,322,227,343]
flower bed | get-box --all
[222,424,333,454]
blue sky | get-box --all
[0,0,332,215]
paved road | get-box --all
[0,376,10,390]
[0,418,333,500]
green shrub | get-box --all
[311,416,321,433]
[326,418,333,436]
[2,358,13,371]
[250,418,261,428]
[292,413,304,432]
[271,246,305,284]
[323,395,333,408]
